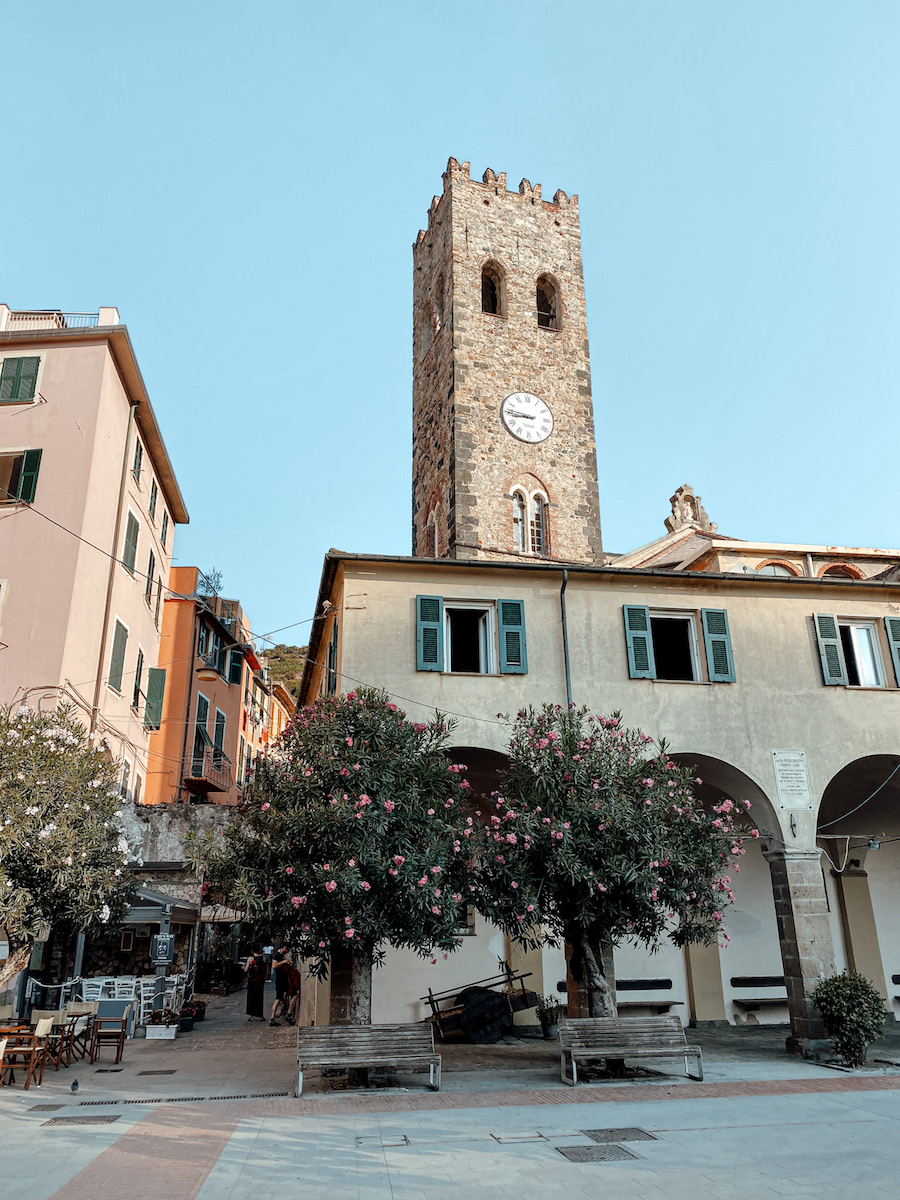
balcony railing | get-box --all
[184,746,233,794]
[6,310,100,331]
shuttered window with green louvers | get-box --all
[144,668,166,730]
[701,609,736,682]
[123,513,139,574]
[498,599,527,674]
[108,621,128,692]
[886,617,900,687]
[415,595,528,674]
[623,605,656,678]
[416,595,444,671]
[0,356,39,403]
[813,613,848,686]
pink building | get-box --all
[0,305,188,800]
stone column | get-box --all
[832,862,887,1000]
[684,941,728,1026]
[765,848,836,1052]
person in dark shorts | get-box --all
[284,964,302,1025]
[244,949,267,1021]
[269,947,292,1026]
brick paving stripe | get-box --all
[44,1106,240,1200]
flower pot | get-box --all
[146,1025,178,1040]
[178,1016,194,1032]
[543,1022,559,1040]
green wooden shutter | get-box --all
[0,356,39,402]
[214,710,226,750]
[123,513,139,573]
[160,511,169,548]
[885,617,900,687]
[0,359,17,401]
[145,551,155,602]
[498,599,528,674]
[18,449,42,503]
[132,440,143,483]
[109,621,128,692]
[701,608,736,682]
[144,667,165,729]
[229,648,244,685]
[623,605,656,678]
[132,648,144,708]
[814,613,848,685]
[149,479,158,520]
[416,595,444,671]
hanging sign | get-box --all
[772,750,812,809]
[151,934,175,965]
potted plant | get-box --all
[189,999,207,1022]
[178,1005,196,1032]
[811,971,887,1067]
[536,995,562,1039]
[146,1008,179,1040]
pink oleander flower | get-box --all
[384,799,396,811]
[427,808,435,815]
[389,868,398,876]
[393,855,405,865]
[348,859,356,867]
[430,865,441,874]
[286,867,293,875]
[431,905,441,914]
[345,929,355,938]
[325,880,337,892]
[361,881,371,891]
[261,802,270,811]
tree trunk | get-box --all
[0,942,31,995]
[347,942,373,1025]
[578,929,615,1017]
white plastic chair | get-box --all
[113,979,137,1001]
[136,979,157,1025]
[80,980,105,1002]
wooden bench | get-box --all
[297,1023,441,1096]
[558,1016,703,1085]
[617,999,685,1015]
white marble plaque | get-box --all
[772,750,812,809]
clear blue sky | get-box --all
[5,2,899,644]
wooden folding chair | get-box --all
[90,1005,130,1064]
[3,1033,46,1089]
[65,1003,98,1060]
[0,1037,8,1086]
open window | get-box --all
[0,449,41,505]
[536,275,559,330]
[416,595,527,674]
[623,606,735,683]
[481,262,505,317]
[814,614,895,687]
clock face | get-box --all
[500,392,554,444]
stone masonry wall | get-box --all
[412,158,603,565]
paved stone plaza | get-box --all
[3,988,900,1200]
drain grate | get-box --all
[95,1068,123,1073]
[582,1127,657,1143]
[557,1144,638,1163]
[43,1115,121,1127]
[29,1104,64,1113]
[138,1070,177,1076]
[77,1090,292,1107]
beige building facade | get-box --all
[0,305,188,799]
[296,164,900,1049]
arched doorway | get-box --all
[818,754,900,1016]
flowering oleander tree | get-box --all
[0,704,134,991]
[187,689,472,1023]
[470,705,757,1017]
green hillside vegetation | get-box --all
[262,644,308,700]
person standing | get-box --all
[244,949,267,1021]
[269,947,292,1026]
[284,963,302,1026]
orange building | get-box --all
[145,567,292,805]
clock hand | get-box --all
[507,410,535,419]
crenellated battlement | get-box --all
[441,156,577,208]
[416,157,578,248]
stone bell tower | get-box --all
[411,157,603,564]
